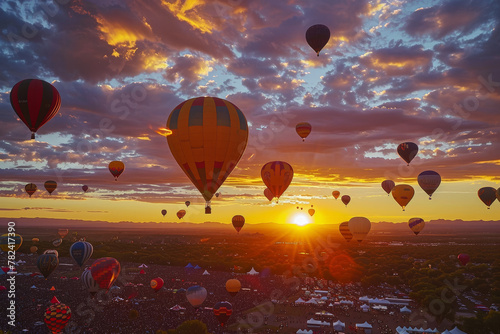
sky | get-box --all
[0,0,499,227]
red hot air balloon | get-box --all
[332,190,340,199]
[108,161,124,181]
[296,122,312,141]
[264,188,274,201]
[82,185,88,192]
[213,301,233,327]
[478,187,497,209]
[10,79,61,139]
[44,303,71,333]
[457,253,470,266]
[232,215,245,234]
[305,24,330,56]
[261,161,293,202]
[90,257,121,290]
[185,201,190,207]
[161,209,167,217]
[397,142,419,166]
[341,195,351,207]
[151,278,164,292]
[381,180,395,195]
[177,210,186,219]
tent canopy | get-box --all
[356,321,373,329]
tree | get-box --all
[175,320,211,334]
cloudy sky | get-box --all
[0,0,499,226]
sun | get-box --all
[290,213,312,226]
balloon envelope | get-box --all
[177,210,186,219]
[186,285,207,308]
[296,122,312,141]
[226,279,241,296]
[397,142,419,165]
[264,188,274,201]
[418,171,441,199]
[381,180,395,195]
[151,277,164,292]
[341,195,351,207]
[308,208,315,216]
[82,185,88,192]
[0,233,23,252]
[37,254,59,278]
[348,217,371,242]
[232,215,245,233]
[166,97,248,211]
[44,180,57,194]
[91,257,121,290]
[339,222,353,242]
[392,184,415,211]
[478,187,497,208]
[161,209,167,217]
[58,229,69,238]
[185,201,190,207]
[43,249,59,257]
[52,238,63,247]
[30,246,38,253]
[109,161,125,180]
[70,241,93,267]
[81,268,100,295]
[457,253,470,266]
[10,79,61,139]
[261,161,293,200]
[25,183,37,197]
[305,24,330,56]
[44,303,71,333]
[409,218,425,235]
[213,301,233,327]
[332,191,340,199]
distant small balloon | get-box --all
[44,181,57,195]
[332,191,340,199]
[381,180,395,195]
[161,209,167,217]
[341,195,351,207]
[397,142,419,166]
[108,161,125,181]
[25,183,37,197]
[82,185,88,192]
[478,187,497,209]
[296,122,312,141]
[408,218,425,235]
[177,210,186,219]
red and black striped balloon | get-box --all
[10,79,61,139]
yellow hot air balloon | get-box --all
[332,191,340,199]
[408,218,425,235]
[348,217,371,243]
[44,180,57,195]
[392,184,415,211]
[308,208,315,216]
[0,233,23,252]
[167,97,248,214]
[261,161,293,201]
[226,279,241,296]
[296,122,312,141]
[108,161,125,181]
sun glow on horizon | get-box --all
[290,213,313,226]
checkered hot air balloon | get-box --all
[90,257,120,290]
[44,302,71,333]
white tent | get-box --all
[400,306,411,313]
[369,298,390,305]
[170,304,186,311]
[296,330,313,334]
[202,270,210,275]
[359,296,370,301]
[138,264,148,268]
[30,285,37,289]
[360,304,370,312]
[247,267,259,275]
[441,331,452,334]
[328,303,334,307]
[305,299,318,305]
[333,320,345,331]
[306,318,329,327]
[356,321,373,329]
[340,300,354,305]
[295,298,306,304]
[450,327,467,334]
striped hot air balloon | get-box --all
[81,269,100,296]
[70,241,93,267]
[417,171,441,199]
[25,183,37,197]
[10,79,61,139]
[167,97,248,214]
[213,301,233,327]
[339,222,353,242]
[261,161,293,201]
[44,180,57,195]
[232,215,245,233]
[295,122,312,141]
[37,254,59,278]
[408,218,425,235]
[108,161,124,181]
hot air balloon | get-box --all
[215,192,220,198]
[10,79,61,139]
[81,268,100,296]
[161,209,167,217]
[30,246,38,253]
[381,180,395,195]
[348,217,371,243]
[151,277,164,292]
[185,201,190,207]
[305,24,330,56]
[186,285,207,308]
[25,183,37,197]
[497,188,500,202]
[43,249,59,257]
[108,161,124,181]
[82,185,88,192]
[418,171,441,199]
[341,195,351,207]
[70,241,93,267]
[308,208,315,216]
[90,257,121,290]
[52,238,63,247]
[177,210,186,219]
[397,142,419,166]
[408,218,425,235]
[457,253,470,266]
[32,237,39,243]
[44,303,71,333]
[44,180,57,195]
[167,97,248,214]
[478,187,497,209]
[37,253,59,278]
[264,188,274,201]
[261,161,293,201]
[392,184,415,211]
[339,222,353,242]
[296,122,312,141]
[0,233,23,252]
[213,301,233,327]
[232,215,245,234]
[225,279,241,297]
[332,191,340,199]
[58,229,69,238]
